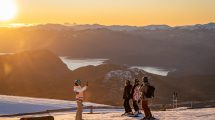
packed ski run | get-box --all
[1,108,215,120]
[0,95,215,120]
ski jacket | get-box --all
[74,85,87,101]
[133,85,141,101]
[131,84,138,97]
[141,83,150,100]
[123,84,132,99]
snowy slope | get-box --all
[1,108,215,120]
[43,108,215,120]
[0,95,107,114]
[0,95,215,120]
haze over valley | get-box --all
[0,23,215,105]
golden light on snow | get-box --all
[0,0,17,21]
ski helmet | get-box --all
[75,79,81,85]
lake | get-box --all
[60,57,108,70]
[60,57,174,76]
[0,53,173,76]
[131,66,175,76]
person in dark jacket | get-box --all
[122,80,133,115]
[131,78,141,115]
[140,77,153,120]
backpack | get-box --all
[145,85,155,98]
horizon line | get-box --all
[0,22,215,28]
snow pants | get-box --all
[123,98,132,113]
[76,100,83,120]
[142,100,152,118]
[133,100,139,112]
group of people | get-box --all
[123,77,153,120]
[73,76,154,120]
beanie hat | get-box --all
[143,77,148,83]
[135,78,139,82]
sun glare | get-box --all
[0,0,17,21]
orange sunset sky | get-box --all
[0,0,215,26]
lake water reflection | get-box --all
[60,57,108,70]
[60,57,175,76]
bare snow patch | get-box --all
[105,70,132,81]
[104,68,146,82]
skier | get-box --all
[131,78,141,116]
[122,80,133,116]
[140,77,153,120]
[74,79,88,120]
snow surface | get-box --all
[0,95,215,120]
[0,95,107,114]
[1,108,215,120]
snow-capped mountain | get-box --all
[104,68,146,82]
[141,25,172,30]
[26,22,215,31]
[70,24,139,31]
[70,24,172,31]
[76,23,215,31]
[177,23,215,30]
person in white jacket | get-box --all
[74,79,88,120]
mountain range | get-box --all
[1,23,215,77]
[21,22,215,31]
[0,23,215,105]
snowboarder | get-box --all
[131,78,141,116]
[74,79,88,120]
[140,77,153,120]
[122,80,133,116]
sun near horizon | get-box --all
[0,0,17,22]
[0,0,215,27]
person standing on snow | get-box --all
[140,77,153,120]
[122,80,133,116]
[74,79,88,120]
[131,78,141,116]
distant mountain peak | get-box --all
[177,22,215,30]
[19,22,215,31]
[142,24,172,30]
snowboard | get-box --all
[138,117,158,120]
[121,113,134,117]
[128,114,140,117]
[128,112,142,117]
